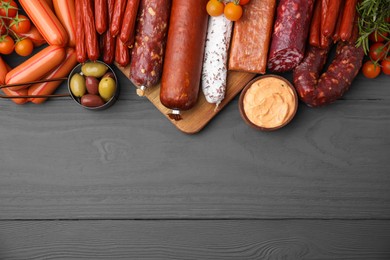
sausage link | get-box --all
[309,0,322,47]
[95,0,108,34]
[160,0,209,113]
[110,0,127,36]
[82,0,100,61]
[119,0,140,46]
[0,57,28,104]
[332,0,345,42]
[293,41,364,107]
[75,0,87,63]
[53,0,77,47]
[102,0,116,64]
[339,0,358,41]
[115,36,130,67]
[129,0,171,94]
[323,0,341,37]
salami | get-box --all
[293,41,364,107]
[228,0,276,74]
[201,14,232,108]
[267,0,315,72]
[160,0,209,119]
[129,0,171,96]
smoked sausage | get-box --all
[81,0,100,61]
[95,0,108,34]
[0,57,28,104]
[129,0,171,96]
[119,0,140,46]
[160,0,209,117]
[75,0,87,63]
[102,0,116,64]
[293,41,364,107]
[267,0,315,72]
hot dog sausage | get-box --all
[228,0,276,74]
[293,41,364,107]
[0,57,28,104]
[129,0,171,95]
[160,0,209,116]
[28,48,77,104]
[267,0,315,72]
[19,0,68,47]
[53,0,76,47]
[5,45,66,91]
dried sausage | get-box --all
[267,0,315,72]
[129,0,171,96]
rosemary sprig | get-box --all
[356,0,390,55]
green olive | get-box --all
[70,73,86,97]
[98,77,116,101]
[81,62,109,78]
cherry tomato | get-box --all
[224,2,243,21]
[381,58,390,75]
[368,31,388,43]
[9,14,31,34]
[369,43,387,61]
[239,0,251,5]
[0,0,18,18]
[14,38,33,56]
[0,35,14,54]
[362,60,381,79]
[206,0,224,17]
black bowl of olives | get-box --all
[68,60,119,110]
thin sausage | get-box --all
[119,0,140,46]
[115,36,130,67]
[19,0,68,47]
[339,0,358,41]
[323,0,341,37]
[82,0,100,61]
[110,0,127,37]
[160,0,209,117]
[5,45,66,91]
[102,0,116,64]
[309,0,322,47]
[332,1,345,43]
[95,0,108,34]
[75,0,87,63]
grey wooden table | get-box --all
[0,53,389,259]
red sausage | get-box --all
[53,0,77,47]
[293,41,364,107]
[75,0,87,63]
[115,36,130,67]
[332,1,345,43]
[81,0,100,61]
[28,48,77,104]
[322,0,341,37]
[309,0,322,47]
[129,0,171,94]
[95,0,108,34]
[267,0,315,72]
[160,0,209,114]
[110,0,127,37]
[102,0,116,64]
[119,0,140,46]
[339,0,358,41]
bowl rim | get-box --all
[238,74,298,131]
[67,60,119,110]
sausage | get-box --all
[160,0,209,117]
[19,0,68,47]
[228,0,276,74]
[309,0,322,47]
[82,0,100,61]
[115,36,130,67]
[102,0,116,64]
[95,0,108,34]
[0,57,28,104]
[53,0,76,47]
[292,41,364,107]
[110,0,127,37]
[75,0,87,63]
[332,0,345,43]
[28,48,77,104]
[322,0,341,37]
[319,0,331,48]
[339,0,357,42]
[201,15,233,108]
[267,0,315,72]
[119,0,140,46]
[5,45,66,91]
[129,0,171,96]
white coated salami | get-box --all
[201,14,233,108]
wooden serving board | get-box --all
[116,64,256,134]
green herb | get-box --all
[356,0,390,55]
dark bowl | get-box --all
[67,60,119,110]
[239,75,298,131]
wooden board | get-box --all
[116,64,256,134]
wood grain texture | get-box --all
[116,63,256,134]
[0,220,389,259]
